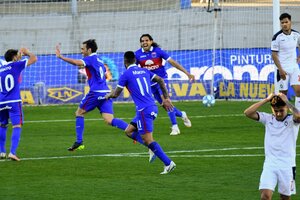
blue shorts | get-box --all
[151,79,170,104]
[136,105,158,135]
[80,92,114,114]
[0,102,24,126]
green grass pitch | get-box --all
[0,101,299,200]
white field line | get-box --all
[24,114,244,123]
[1,146,300,162]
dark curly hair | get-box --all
[270,95,286,108]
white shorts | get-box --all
[259,166,296,196]
[275,67,300,91]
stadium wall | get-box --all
[0,7,299,55]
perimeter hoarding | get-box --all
[4,48,280,104]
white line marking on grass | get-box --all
[1,146,299,162]
[166,146,264,153]
[24,114,244,123]
[1,153,300,162]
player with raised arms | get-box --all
[56,39,129,151]
[135,34,194,136]
[244,93,299,200]
[0,47,37,161]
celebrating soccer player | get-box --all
[55,39,129,151]
[106,51,176,174]
[0,47,37,161]
[135,34,194,135]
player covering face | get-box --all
[0,48,37,161]
[244,93,299,200]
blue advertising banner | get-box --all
[2,48,280,104]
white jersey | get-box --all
[258,112,299,167]
[271,29,300,72]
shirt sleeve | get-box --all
[157,48,170,61]
[14,59,27,72]
[271,36,279,52]
[81,57,90,67]
[258,112,269,125]
[149,71,157,81]
[117,72,128,89]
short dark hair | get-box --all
[270,95,286,108]
[139,34,159,47]
[279,13,291,21]
[83,39,98,53]
[124,51,136,64]
[4,49,18,62]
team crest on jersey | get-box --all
[151,52,157,58]
[284,121,288,126]
[293,36,297,41]
[280,84,284,88]
[48,87,82,102]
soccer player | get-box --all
[55,39,128,151]
[135,34,194,136]
[106,51,176,174]
[0,48,37,161]
[272,13,300,108]
[244,93,299,200]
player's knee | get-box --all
[294,91,300,97]
[260,192,272,200]
[12,124,22,128]
[75,111,84,117]
[103,118,112,125]
[279,194,291,200]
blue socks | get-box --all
[168,107,182,125]
[0,126,7,153]
[75,117,128,144]
[76,116,84,144]
[148,141,171,166]
[111,118,128,130]
[131,131,145,146]
[10,127,21,155]
[173,107,182,117]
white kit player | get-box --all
[244,93,299,200]
[272,13,300,107]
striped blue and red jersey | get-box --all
[135,46,170,79]
[81,53,110,93]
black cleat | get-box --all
[67,142,85,151]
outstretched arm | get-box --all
[56,45,84,66]
[168,58,195,82]
[19,47,37,66]
[105,87,123,99]
[244,93,274,120]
